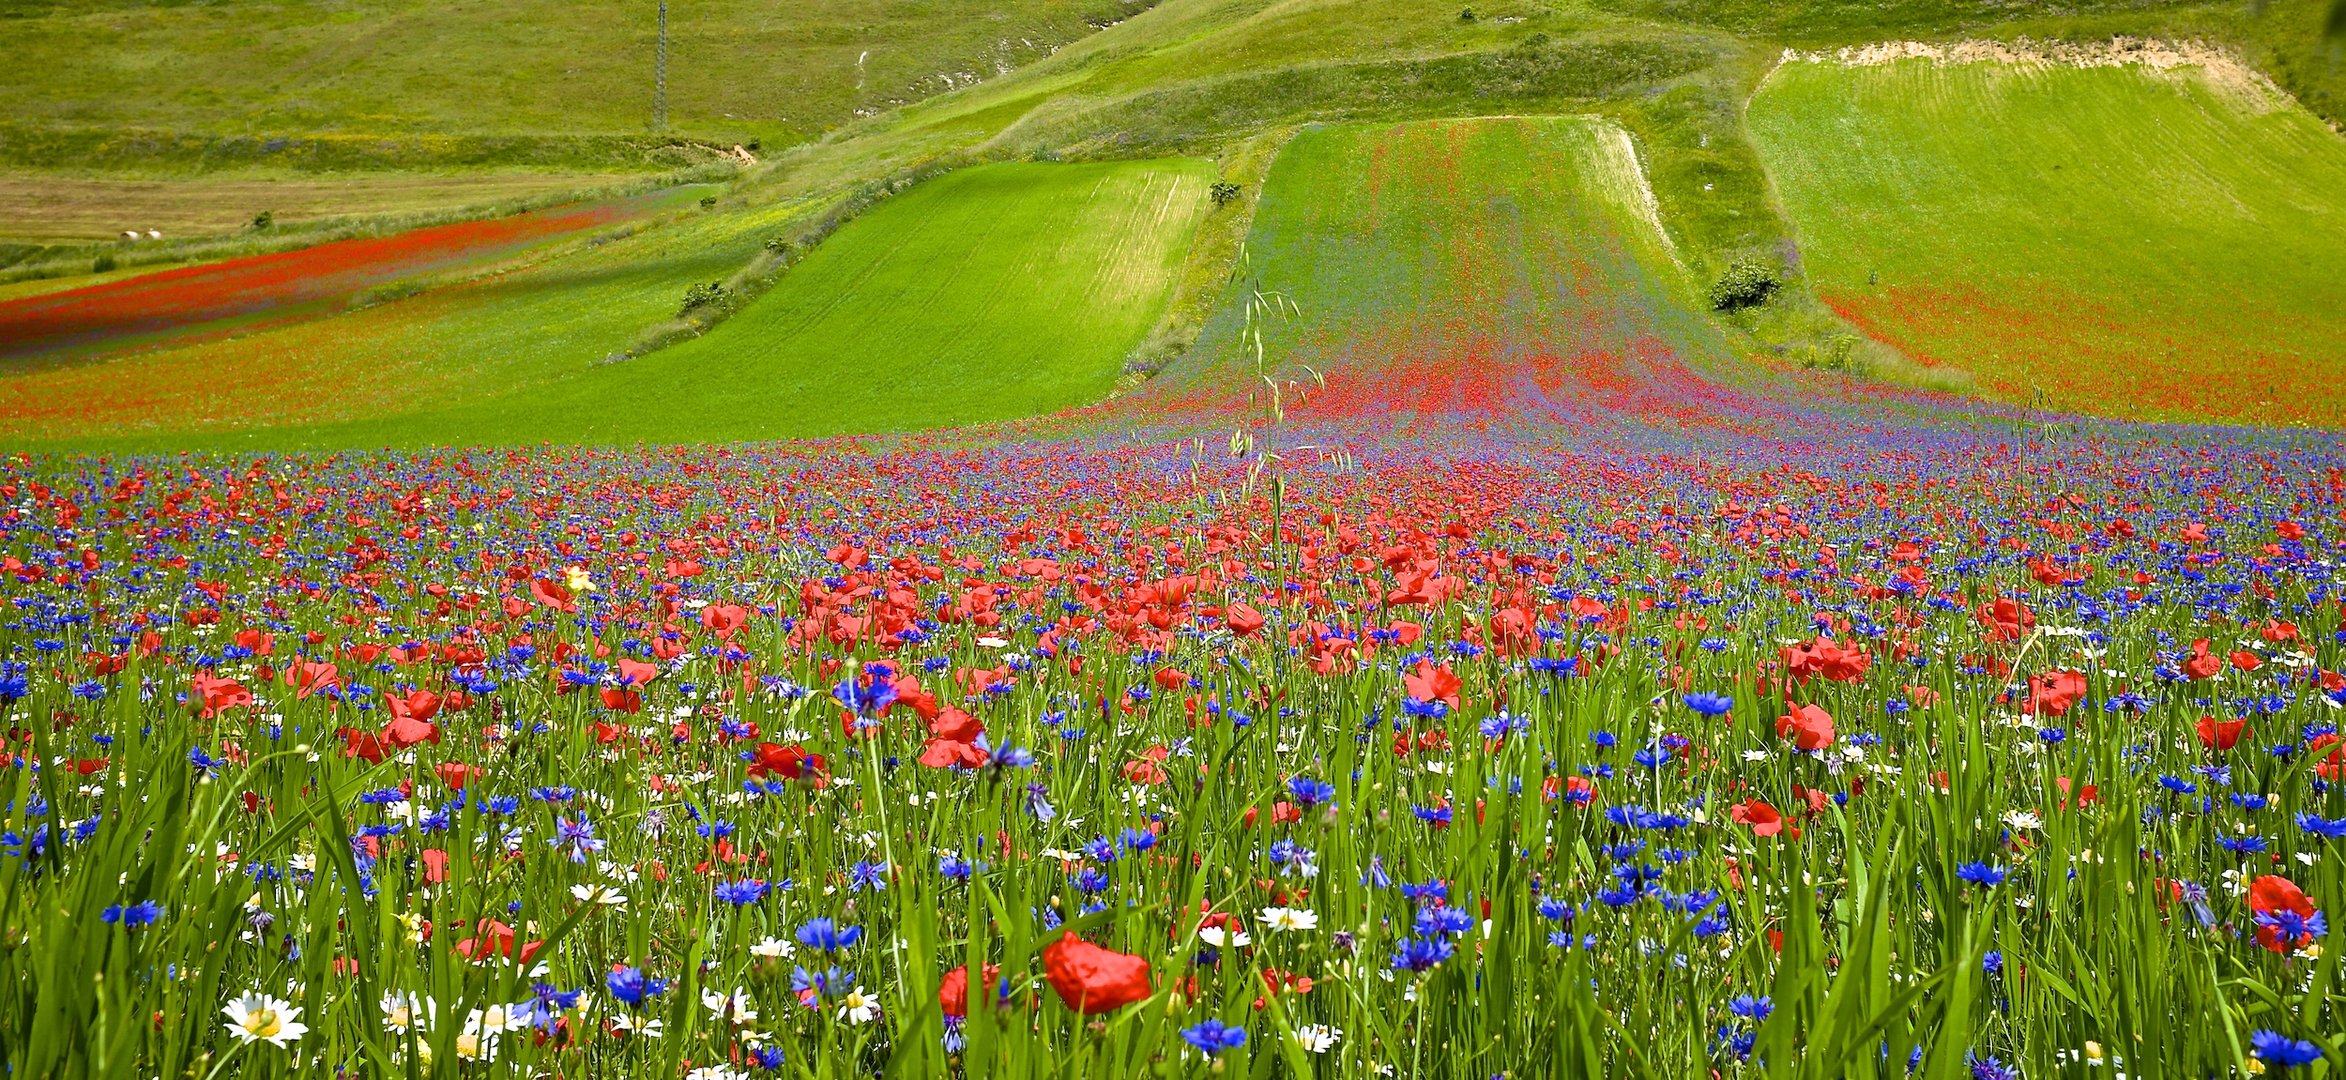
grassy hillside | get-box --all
[7,0,2344,451]
[1143,116,1738,434]
[1749,50,2346,425]
[0,190,818,442]
[0,0,1162,157]
[155,157,1215,447]
[0,169,635,243]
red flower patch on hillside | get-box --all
[0,190,677,363]
[1823,281,2343,426]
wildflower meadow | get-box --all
[1,401,2342,1078]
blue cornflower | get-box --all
[1180,1018,1247,1054]
[832,672,897,716]
[523,983,583,1031]
[188,747,226,778]
[791,964,848,999]
[713,879,770,906]
[1288,776,1338,807]
[1684,691,1733,717]
[1968,1053,2019,1080]
[100,899,163,928]
[1415,905,1476,937]
[2298,814,2346,839]
[2255,907,2328,943]
[2250,1030,2325,1068]
[1727,994,1772,1020]
[1954,861,2007,887]
[551,817,604,863]
[1389,935,1455,972]
[795,917,864,952]
[606,966,669,1007]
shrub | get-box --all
[1210,181,1242,207]
[91,253,117,273]
[1708,259,1779,311]
[251,210,274,230]
[680,281,728,315]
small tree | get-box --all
[1708,259,1779,311]
[251,210,274,230]
[1210,181,1242,208]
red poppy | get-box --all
[2181,639,2222,680]
[1040,932,1152,1013]
[528,578,578,613]
[1225,602,1266,636]
[700,604,750,640]
[2196,715,2246,752]
[454,918,544,964]
[1775,703,1834,751]
[1403,659,1462,711]
[1728,798,1795,839]
[939,963,1002,1017]
[2025,670,2086,716]
[749,742,825,780]
[189,673,251,719]
[2247,875,2320,953]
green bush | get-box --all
[1708,258,1779,310]
[679,281,728,315]
[91,252,117,273]
[1210,181,1242,207]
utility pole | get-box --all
[654,1,669,132]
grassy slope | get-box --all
[7,0,2342,450]
[1144,116,1732,432]
[1749,56,2346,424]
[0,193,817,442]
[0,170,636,243]
[216,158,1214,447]
[0,0,1161,153]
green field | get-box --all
[0,0,1162,157]
[6,0,2346,450]
[1152,116,1726,428]
[0,192,816,443]
[1748,50,2346,424]
[256,158,1214,446]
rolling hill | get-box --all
[1748,43,2346,425]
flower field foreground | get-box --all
[2,414,2344,1079]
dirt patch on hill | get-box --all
[1772,37,2294,114]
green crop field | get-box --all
[0,0,1163,158]
[6,0,2345,455]
[1748,50,2346,425]
[0,192,817,444]
[0,170,637,244]
[250,157,1216,447]
[1151,116,1728,427]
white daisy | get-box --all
[703,987,758,1025]
[221,992,308,1047]
[1294,1023,1342,1053]
[835,985,880,1024]
[1258,906,1319,932]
